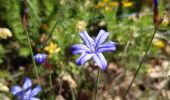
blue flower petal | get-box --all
[21,77,32,99]
[34,54,47,64]
[30,85,41,97]
[71,44,89,54]
[76,53,92,65]
[92,53,107,70]
[95,30,109,47]
[71,30,117,70]
[22,77,32,91]
[154,0,158,9]
[20,90,31,100]
[72,49,86,54]
[30,97,40,100]
[11,86,23,96]
[79,31,95,47]
[97,41,117,53]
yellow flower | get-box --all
[103,0,108,3]
[153,38,166,48]
[110,1,118,7]
[0,28,12,39]
[96,2,103,9]
[161,15,169,26]
[44,42,61,56]
[122,1,133,7]
[104,6,111,11]
[96,0,133,11]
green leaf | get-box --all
[0,44,4,56]
[19,47,30,57]
[0,70,10,78]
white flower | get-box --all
[0,28,12,39]
[0,83,9,92]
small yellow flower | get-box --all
[122,1,133,7]
[103,0,108,3]
[147,67,152,73]
[110,1,118,7]
[0,28,12,39]
[161,15,169,26]
[96,0,133,11]
[44,42,61,56]
[96,2,102,9]
[104,6,110,11]
[153,38,166,48]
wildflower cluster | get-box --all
[7,0,166,99]
[96,0,133,11]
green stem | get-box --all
[94,69,101,100]
[70,86,76,100]
[46,8,64,44]
[49,74,54,100]
[26,30,41,85]
[49,74,53,88]
[59,79,63,95]
[27,0,41,22]
[123,29,157,100]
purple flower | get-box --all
[154,0,158,9]
[34,54,47,64]
[11,77,41,100]
[71,29,117,70]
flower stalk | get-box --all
[123,0,160,99]
[26,30,41,85]
[70,86,76,100]
[94,69,101,100]
[49,74,54,100]
[46,8,64,45]
[123,28,157,99]
[21,0,41,86]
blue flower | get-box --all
[71,29,117,70]
[154,0,158,9]
[11,77,41,100]
[34,54,47,64]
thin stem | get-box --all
[46,8,64,44]
[122,41,130,57]
[49,74,54,100]
[59,79,63,95]
[123,29,157,100]
[27,0,41,22]
[70,86,76,100]
[94,69,101,100]
[49,74,53,88]
[25,29,41,85]
[59,62,65,95]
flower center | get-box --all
[89,43,96,53]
